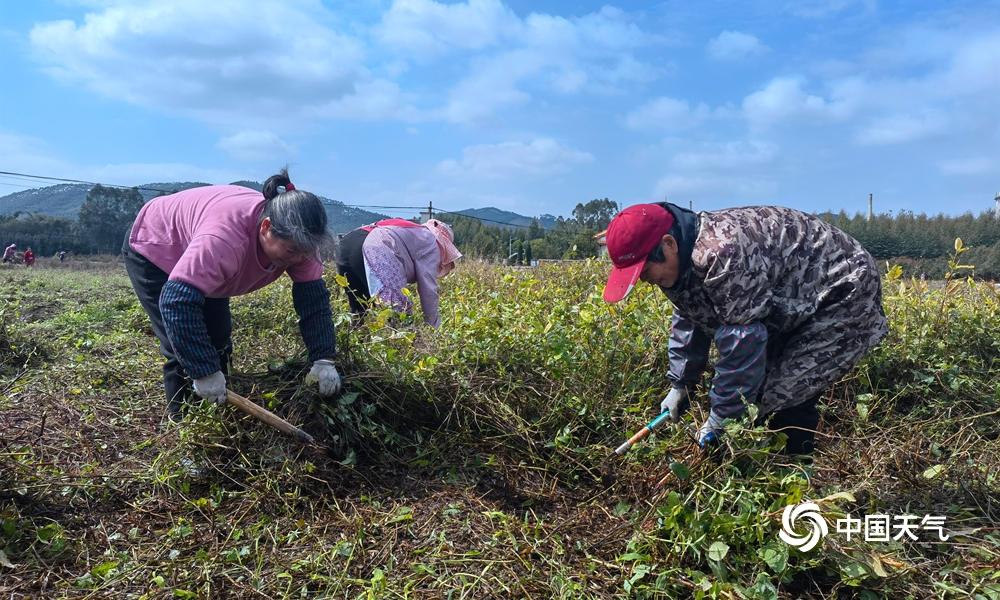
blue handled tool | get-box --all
[614,409,672,455]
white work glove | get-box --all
[192,371,227,405]
[698,410,725,448]
[659,387,690,422]
[306,359,342,397]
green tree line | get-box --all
[0,185,148,256]
[819,210,1000,279]
[446,198,619,263]
[2,187,998,279]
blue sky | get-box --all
[1,0,998,218]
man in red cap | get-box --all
[604,202,888,454]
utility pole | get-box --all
[420,201,434,223]
[689,200,693,211]
[995,192,999,220]
[867,193,873,222]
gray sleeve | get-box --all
[708,322,767,418]
[667,312,711,389]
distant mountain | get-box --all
[0,182,209,218]
[453,207,558,230]
[0,184,90,218]
[0,181,388,234]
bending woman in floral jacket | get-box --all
[336,218,461,328]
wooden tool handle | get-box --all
[226,390,316,445]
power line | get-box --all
[0,170,192,195]
[341,204,426,210]
[432,208,536,229]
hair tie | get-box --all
[285,182,296,192]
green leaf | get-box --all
[840,561,868,583]
[745,573,778,600]
[707,541,729,562]
[91,559,119,578]
[388,506,413,524]
[923,464,946,479]
[617,552,650,562]
[818,491,857,504]
[334,541,354,558]
[759,543,788,573]
[669,461,691,481]
[338,392,360,407]
[36,523,63,543]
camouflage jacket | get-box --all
[663,205,887,417]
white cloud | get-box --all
[29,1,368,126]
[401,2,660,123]
[671,141,777,170]
[376,0,519,59]
[653,173,777,200]
[440,50,536,123]
[217,131,293,162]
[855,111,951,145]
[938,157,995,176]
[707,31,766,61]
[314,79,422,122]
[436,138,593,179]
[762,30,1000,147]
[940,33,1000,96]
[742,76,854,128]
[29,0,662,127]
[648,138,779,205]
[625,97,722,132]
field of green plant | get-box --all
[1,255,998,599]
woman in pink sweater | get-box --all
[123,169,342,420]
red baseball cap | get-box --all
[603,203,674,303]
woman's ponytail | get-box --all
[262,167,294,201]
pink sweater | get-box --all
[129,185,322,298]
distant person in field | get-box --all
[336,218,462,328]
[58,250,67,262]
[123,169,342,419]
[602,202,888,455]
[2,243,15,264]
[22,247,35,267]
